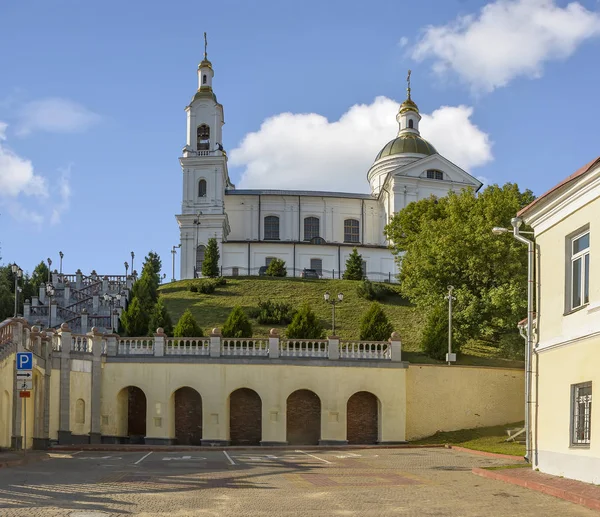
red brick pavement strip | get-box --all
[449,445,527,462]
[0,451,50,469]
[473,466,600,512]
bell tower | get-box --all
[176,33,231,279]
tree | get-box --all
[148,298,173,336]
[359,302,394,341]
[173,309,203,337]
[265,258,287,277]
[343,248,364,280]
[385,183,535,348]
[221,306,253,338]
[132,274,158,311]
[420,305,450,360]
[30,261,50,290]
[202,237,220,278]
[120,297,149,336]
[286,303,324,339]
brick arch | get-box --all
[286,389,321,445]
[346,391,380,444]
[117,386,147,444]
[229,388,262,445]
[173,387,203,445]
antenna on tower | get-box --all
[406,69,412,100]
[204,32,208,60]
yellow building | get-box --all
[519,156,600,484]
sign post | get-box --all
[16,352,33,453]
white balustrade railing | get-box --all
[165,337,210,356]
[280,339,329,358]
[222,338,269,357]
[0,319,13,348]
[339,341,390,360]
[118,338,154,355]
[71,334,91,353]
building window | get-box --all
[344,219,360,243]
[195,245,205,277]
[197,124,210,151]
[570,231,590,310]
[408,119,414,129]
[202,74,207,85]
[304,217,320,241]
[265,257,275,266]
[572,382,592,446]
[264,216,280,240]
[232,267,239,277]
[310,258,322,276]
[426,170,444,180]
[198,179,207,197]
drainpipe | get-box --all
[247,242,251,275]
[298,196,301,241]
[293,242,296,278]
[258,195,261,241]
[511,216,534,463]
[361,199,365,245]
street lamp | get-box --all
[47,258,52,283]
[59,251,64,274]
[131,252,135,277]
[445,285,456,365]
[324,291,344,335]
[194,212,202,278]
[492,217,535,462]
[46,283,55,330]
[171,244,181,283]
[103,293,114,332]
[124,261,129,278]
[11,264,23,318]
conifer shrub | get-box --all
[248,300,296,325]
[265,258,287,277]
[173,309,203,337]
[148,298,173,336]
[343,248,364,280]
[359,302,394,341]
[120,297,149,337]
[286,303,324,339]
[201,237,220,278]
[420,305,454,360]
[221,305,253,338]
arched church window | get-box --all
[344,219,360,243]
[304,217,320,241]
[195,245,206,277]
[198,179,207,197]
[197,125,210,151]
[264,216,280,240]
[408,119,414,129]
[203,74,207,85]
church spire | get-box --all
[197,32,214,91]
[396,69,421,136]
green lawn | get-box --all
[159,277,524,368]
[411,422,527,457]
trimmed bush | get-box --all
[174,309,203,337]
[286,303,324,339]
[250,300,296,325]
[265,258,287,277]
[148,298,173,336]
[222,306,253,338]
[215,277,227,286]
[189,284,198,293]
[343,248,364,280]
[359,302,394,341]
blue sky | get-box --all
[1,0,599,278]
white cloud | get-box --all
[399,36,409,48]
[232,97,492,192]
[50,165,72,225]
[16,98,100,136]
[411,0,600,92]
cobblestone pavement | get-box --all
[0,448,596,516]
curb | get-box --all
[0,453,50,469]
[448,445,526,462]
[473,467,600,512]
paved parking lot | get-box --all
[0,447,596,516]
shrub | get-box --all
[359,302,394,341]
[148,298,173,336]
[356,279,395,301]
[120,297,149,337]
[189,284,198,293]
[215,276,227,286]
[222,306,253,338]
[174,309,203,337]
[201,237,220,278]
[343,248,364,280]
[251,300,296,325]
[189,279,216,294]
[420,305,455,360]
[265,258,287,277]
[286,303,324,339]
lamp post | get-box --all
[103,293,114,332]
[46,283,55,330]
[194,212,202,278]
[131,252,135,278]
[171,244,181,283]
[124,261,129,278]
[324,291,344,335]
[47,258,52,283]
[11,264,23,317]
[59,251,64,274]
[492,218,535,462]
[445,285,456,365]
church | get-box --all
[176,49,482,281]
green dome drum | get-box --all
[375,134,437,161]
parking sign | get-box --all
[16,352,33,371]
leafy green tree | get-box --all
[173,309,203,337]
[420,305,451,360]
[343,248,364,280]
[221,305,253,338]
[0,277,13,321]
[120,297,149,336]
[286,303,324,339]
[148,298,173,336]
[30,261,50,290]
[359,302,394,341]
[385,183,535,348]
[265,258,287,277]
[201,238,220,278]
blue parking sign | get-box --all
[16,352,32,371]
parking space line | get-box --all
[71,451,83,455]
[134,451,153,465]
[296,450,332,464]
[223,451,236,465]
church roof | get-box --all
[375,133,437,161]
[226,189,374,200]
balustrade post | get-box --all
[111,310,119,333]
[88,327,103,443]
[390,332,402,362]
[75,269,83,289]
[57,323,72,444]
[268,328,280,359]
[81,309,88,333]
[39,283,46,304]
[106,334,118,357]
[24,300,31,318]
[35,329,52,449]
[154,328,165,357]
[50,300,57,327]
[210,328,221,358]
[328,335,340,360]
[102,276,108,292]
[64,285,70,303]
[52,271,59,284]
[32,295,39,307]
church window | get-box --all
[426,170,444,180]
[202,74,207,85]
[198,179,207,197]
[408,119,414,129]
[264,216,280,240]
[310,258,323,276]
[197,124,210,151]
[344,219,360,243]
[195,245,205,277]
[304,217,320,241]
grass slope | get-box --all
[159,277,524,368]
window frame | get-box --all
[195,244,206,277]
[344,219,360,243]
[569,230,590,311]
[198,179,207,198]
[310,258,323,276]
[197,124,210,151]
[303,216,320,241]
[571,381,592,447]
[426,169,444,181]
[264,215,280,241]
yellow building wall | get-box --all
[406,365,524,440]
[49,372,60,441]
[70,370,92,436]
[0,353,14,448]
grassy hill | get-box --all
[159,277,524,368]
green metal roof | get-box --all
[375,134,437,161]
